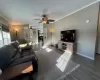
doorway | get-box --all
[38,30,44,46]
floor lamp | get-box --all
[49,27,54,46]
[15,29,18,40]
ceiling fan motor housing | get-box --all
[42,15,48,21]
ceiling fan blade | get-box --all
[34,13,41,17]
[34,18,41,21]
[39,21,42,23]
[43,8,48,14]
[46,21,49,24]
[48,19,55,22]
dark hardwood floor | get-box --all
[60,54,100,80]
[34,45,100,80]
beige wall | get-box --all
[54,2,99,60]
[10,24,29,42]
[43,23,54,46]
[0,16,9,27]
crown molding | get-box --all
[0,12,11,25]
[55,0,99,22]
[0,0,99,25]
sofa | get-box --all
[11,41,33,58]
[0,42,38,80]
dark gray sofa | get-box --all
[11,41,33,57]
[0,44,16,70]
[0,43,38,79]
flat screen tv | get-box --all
[61,30,76,42]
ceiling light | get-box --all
[15,29,18,31]
[42,21,47,24]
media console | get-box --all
[58,41,76,54]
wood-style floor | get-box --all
[34,45,100,80]
[61,54,100,80]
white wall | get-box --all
[54,2,99,60]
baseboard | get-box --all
[77,53,94,60]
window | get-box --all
[3,31,11,45]
[0,25,11,48]
[0,28,3,47]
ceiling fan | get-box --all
[34,9,55,24]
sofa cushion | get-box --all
[11,41,20,50]
[11,55,36,66]
[0,45,16,70]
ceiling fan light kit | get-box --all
[42,15,48,24]
[42,21,47,24]
[34,12,55,24]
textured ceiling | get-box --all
[0,0,97,26]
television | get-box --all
[61,30,76,42]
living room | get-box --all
[0,0,100,80]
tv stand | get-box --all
[58,41,75,54]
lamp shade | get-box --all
[49,27,55,33]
